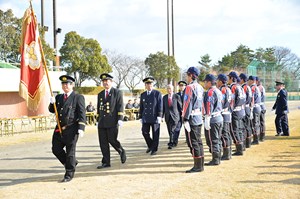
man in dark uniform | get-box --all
[139,77,163,155]
[203,74,223,166]
[172,80,187,146]
[228,71,246,156]
[239,73,253,149]
[272,81,290,136]
[217,74,232,160]
[257,77,266,141]
[97,73,126,169]
[162,84,182,149]
[182,66,204,173]
[248,76,261,145]
[49,75,86,182]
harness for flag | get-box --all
[19,6,45,111]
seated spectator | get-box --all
[125,100,133,109]
[133,98,140,109]
[86,101,95,112]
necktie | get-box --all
[168,96,172,107]
[64,94,68,101]
[147,91,151,96]
[106,90,109,98]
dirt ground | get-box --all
[0,101,299,199]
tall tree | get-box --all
[124,58,147,93]
[198,54,211,80]
[59,31,111,87]
[145,51,179,88]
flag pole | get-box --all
[29,1,62,135]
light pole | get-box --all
[53,0,61,69]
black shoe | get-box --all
[97,163,111,169]
[186,167,202,173]
[251,140,259,145]
[150,151,157,155]
[146,148,151,153]
[275,132,283,136]
[168,146,172,149]
[61,176,72,182]
[120,149,127,164]
[75,160,79,166]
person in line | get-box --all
[272,81,290,136]
[228,71,246,156]
[139,77,163,155]
[248,76,261,145]
[49,75,86,182]
[203,74,223,166]
[182,66,204,173]
[257,77,266,141]
[96,73,126,169]
[162,84,182,149]
[216,74,232,160]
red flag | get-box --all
[19,7,45,111]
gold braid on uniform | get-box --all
[118,112,124,116]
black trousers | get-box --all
[243,114,253,139]
[205,122,223,153]
[221,122,232,148]
[230,112,244,144]
[252,112,261,135]
[275,114,289,136]
[52,129,79,175]
[166,118,178,146]
[98,127,123,165]
[173,120,182,145]
[260,110,266,135]
[142,123,160,152]
[185,124,204,157]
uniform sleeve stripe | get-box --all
[118,112,124,115]
[79,122,86,126]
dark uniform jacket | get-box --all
[139,90,163,123]
[272,88,289,115]
[49,92,86,132]
[97,87,124,128]
[162,93,182,123]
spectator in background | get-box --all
[133,98,140,109]
[86,101,95,112]
[125,99,133,109]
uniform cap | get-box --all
[186,66,200,77]
[239,73,248,81]
[228,71,239,79]
[217,74,228,82]
[178,80,187,86]
[248,75,256,81]
[204,74,216,82]
[143,77,154,83]
[100,73,113,80]
[59,75,75,83]
[275,80,284,86]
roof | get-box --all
[0,61,19,69]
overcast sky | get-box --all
[1,0,300,70]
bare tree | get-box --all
[124,58,147,93]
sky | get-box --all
[1,0,300,71]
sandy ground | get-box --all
[0,102,299,199]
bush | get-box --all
[75,86,104,95]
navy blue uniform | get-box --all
[250,84,261,144]
[272,88,289,136]
[139,89,163,153]
[241,83,253,147]
[219,85,232,156]
[203,87,223,154]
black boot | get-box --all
[246,137,251,148]
[232,144,243,156]
[251,134,259,145]
[186,158,204,173]
[243,139,246,151]
[221,147,230,160]
[205,152,220,166]
[259,133,265,142]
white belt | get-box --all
[191,109,201,116]
[211,112,222,118]
[259,102,264,105]
[254,104,260,107]
[233,106,243,111]
[222,111,231,115]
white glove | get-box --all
[78,129,84,137]
[157,117,162,124]
[183,121,191,132]
[118,120,123,126]
[140,119,143,124]
[204,115,211,130]
[249,109,254,120]
[283,110,288,114]
[50,96,55,104]
[271,108,275,113]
